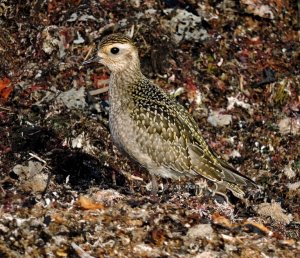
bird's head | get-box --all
[84,34,140,73]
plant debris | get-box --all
[0,0,299,257]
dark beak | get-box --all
[82,56,101,65]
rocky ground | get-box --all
[0,0,299,257]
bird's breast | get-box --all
[108,80,137,153]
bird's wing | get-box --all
[131,93,193,177]
[174,100,257,197]
[131,81,255,196]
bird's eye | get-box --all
[110,47,119,54]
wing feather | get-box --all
[130,80,256,196]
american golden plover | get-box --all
[84,33,256,198]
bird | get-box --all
[84,33,257,198]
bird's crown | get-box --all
[99,33,135,49]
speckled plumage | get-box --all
[94,33,256,198]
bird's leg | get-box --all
[162,178,170,194]
[151,174,158,195]
[211,182,229,203]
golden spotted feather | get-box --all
[129,78,256,198]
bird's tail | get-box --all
[189,143,257,199]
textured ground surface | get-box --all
[0,0,299,257]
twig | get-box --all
[71,243,95,258]
[89,86,109,96]
[28,152,47,165]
